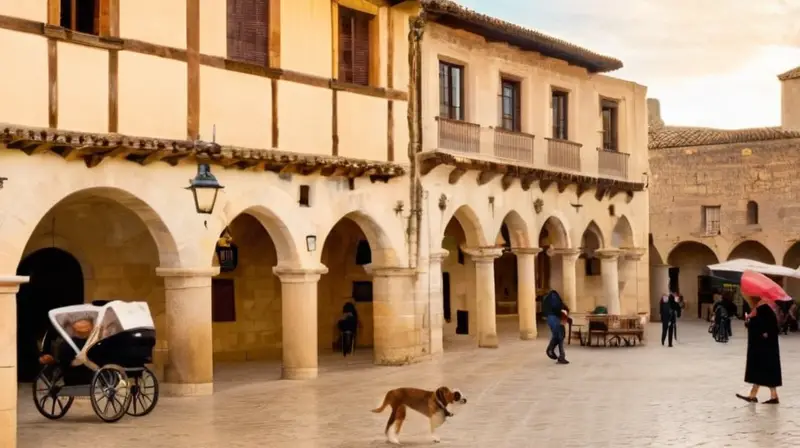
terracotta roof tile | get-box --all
[420,0,623,73]
[648,125,800,150]
[778,65,800,81]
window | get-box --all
[601,99,619,151]
[352,281,373,302]
[552,90,569,139]
[338,6,372,86]
[60,0,99,35]
[500,78,521,132]
[702,206,721,235]
[584,256,601,276]
[298,185,310,207]
[439,61,465,120]
[747,201,759,225]
[211,278,236,322]
[226,0,269,67]
[355,240,372,265]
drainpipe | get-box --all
[406,13,425,271]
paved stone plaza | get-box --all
[17,319,800,447]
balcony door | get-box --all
[439,61,464,120]
[500,78,521,132]
[601,99,619,151]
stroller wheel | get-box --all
[90,365,132,423]
[32,367,74,420]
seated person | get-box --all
[39,318,94,367]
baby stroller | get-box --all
[33,300,159,423]
[709,305,730,343]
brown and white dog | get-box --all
[372,386,467,444]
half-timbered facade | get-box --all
[0,1,649,445]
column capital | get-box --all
[156,267,220,278]
[621,247,646,261]
[429,249,450,263]
[0,275,29,294]
[462,246,503,262]
[512,247,542,256]
[273,265,328,283]
[368,265,417,277]
[595,248,624,260]
[547,247,581,259]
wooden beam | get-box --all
[140,152,167,165]
[520,174,535,191]
[108,50,118,132]
[500,173,514,191]
[625,191,634,203]
[186,0,200,140]
[331,0,339,78]
[539,179,553,193]
[477,171,499,186]
[48,39,57,128]
[576,183,590,199]
[419,158,439,175]
[104,146,132,159]
[448,168,466,184]
[338,0,380,15]
[271,79,279,148]
[594,187,607,201]
[331,89,338,155]
[268,0,281,68]
[556,181,568,193]
[61,146,88,161]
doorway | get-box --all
[16,248,84,381]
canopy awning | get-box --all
[707,259,800,279]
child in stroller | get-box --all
[710,301,730,343]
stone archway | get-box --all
[319,210,411,365]
[577,221,604,312]
[667,241,719,319]
[16,248,83,382]
[492,211,534,339]
[441,205,488,344]
[612,215,635,248]
[536,216,576,312]
[728,240,775,264]
[783,242,800,302]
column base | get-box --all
[478,333,499,348]
[373,347,428,366]
[162,382,214,397]
[519,330,537,340]
[281,367,318,380]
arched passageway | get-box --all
[728,240,775,264]
[535,216,572,314]
[576,221,603,312]
[667,242,719,319]
[16,248,83,381]
[782,243,800,306]
[441,212,476,340]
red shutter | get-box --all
[227,0,269,66]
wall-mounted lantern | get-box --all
[306,235,317,252]
[187,164,223,214]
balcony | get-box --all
[435,116,480,155]
[597,148,629,179]
[493,128,534,164]
[545,138,581,172]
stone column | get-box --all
[156,267,219,397]
[595,249,622,315]
[650,264,671,320]
[0,276,28,448]
[620,248,645,314]
[464,247,503,348]
[550,248,580,312]
[371,267,421,365]
[514,248,541,340]
[273,265,327,380]
[427,250,449,356]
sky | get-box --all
[456,0,800,129]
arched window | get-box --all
[747,201,759,225]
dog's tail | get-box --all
[371,392,391,413]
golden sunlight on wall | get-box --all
[119,0,187,49]
[212,214,282,362]
[200,66,272,148]
[319,219,374,350]
[199,0,227,58]
[118,52,187,140]
[58,43,109,133]
[337,93,388,161]
[0,0,46,22]
[281,0,331,77]
[0,30,48,127]
[279,82,332,156]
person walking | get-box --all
[542,290,569,364]
[660,292,680,347]
[736,296,782,404]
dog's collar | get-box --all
[435,397,454,418]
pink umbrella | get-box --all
[740,270,793,302]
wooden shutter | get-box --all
[227,0,269,67]
[338,11,354,82]
[338,7,371,86]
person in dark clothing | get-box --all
[39,319,93,367]
[736,296,782,404]
[720,294,737,336]
[659,293,680,347]
[542,290,569,365]
[337,302,359,356]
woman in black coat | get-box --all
[736,296,782,404]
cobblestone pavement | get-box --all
[17,319,800,447]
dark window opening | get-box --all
[355,240,372,265]
[211,278,236,322]
[347,178,355,190]
[299,185,310,207]
[457,246,465,265]
[583,256,601,276]
[338,6,372,86]
[601,99,619,151]
[500,78,521,132]
[747,201,759,225]
[552,90,569,140]
[352,281,373,302]
[61,0,99,35]
[442,272,452,323]
[439,61,465,120]
[226,0,269,67]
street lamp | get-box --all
[187,129,224,214]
